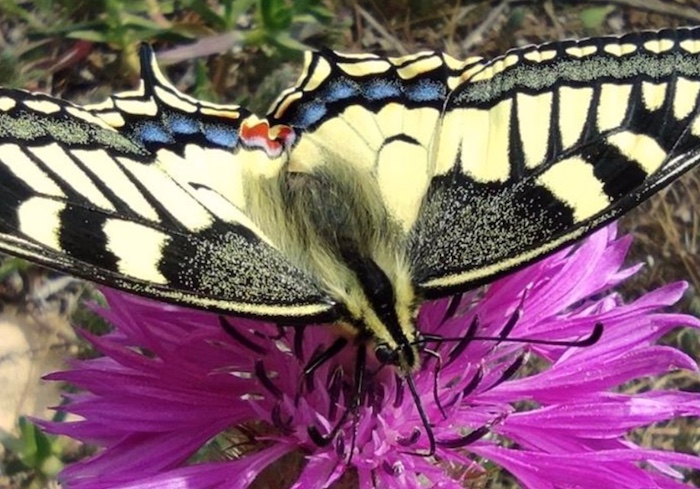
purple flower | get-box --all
[41,225,700,488]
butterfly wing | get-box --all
[269,50,486,234]
[410,27,700,296]
[0,47,337,321]
[3,29,698,319]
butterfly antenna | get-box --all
[452,322,604,347]
[419,301,604,349]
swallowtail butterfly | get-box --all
[0,28,698,384]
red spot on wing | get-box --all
[240,118,296,157]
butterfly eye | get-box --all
[413,333,427,352]
[374,344,399,366]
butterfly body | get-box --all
[1,28,700,376]
[244,127,423,371]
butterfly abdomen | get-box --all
[242,154,422,370]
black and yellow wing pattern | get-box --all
[415,29,700,295]
[0,57,336,321]
[0,27,699,361]
[270,28,700,301]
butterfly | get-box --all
[0,28,699,442]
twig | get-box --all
[585,0,700,23]
[461,0,512,54]
[543,0,565,39]
[444,3,480,54]
[356,4,409,55]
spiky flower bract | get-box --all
[42,226,700,488]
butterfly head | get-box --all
[355,296,423,375]
[373,336,423,374]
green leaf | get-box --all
[65,29,110,42]
[3,418,65,477]
[17,417,40,467]
[187,0,228,29]
[223,0,256,29]
[0,257,30,281]
[579,5,616,30]
[271,31,312,51]
[259,0,292,31]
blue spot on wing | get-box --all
[203,125,238,148]
[168,114,199,134]
[278,71,450,128]
[364,79,401,100]
[325,79,360,102]
[405,80,445,102]
[294,102,328,128]
[137,122,172,143]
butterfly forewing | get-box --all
[0,50,337,321]
[411,27,700,296]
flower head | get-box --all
[42,225,700,488]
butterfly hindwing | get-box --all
[269,50,488,234]
[410,27,700,296]
[0,49,337,321]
